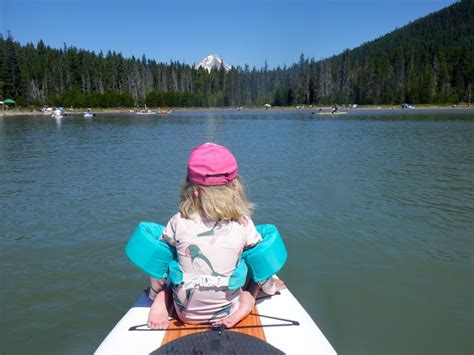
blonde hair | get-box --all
[179,176,254,223]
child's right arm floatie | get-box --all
[125,222,176,279]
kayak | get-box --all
[314,112,348,115]
[94,287,337,354]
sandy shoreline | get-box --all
[2,105,472,117]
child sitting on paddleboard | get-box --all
[147,142,284,329]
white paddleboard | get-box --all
[95,287,336,354]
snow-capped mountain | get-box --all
[195,54,231,72]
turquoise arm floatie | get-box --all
[243,224,288,283]
[125,222,175,279]
[125,222,287,287]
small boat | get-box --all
[137,109,157,115]
[94,286,336,354]
[52,108,63,119]
[136,111,157,115]
[84,108,95,119]
[157,109,173,115]
[42,107,53,116]
[401,103,416,109]
[315,111,348,115]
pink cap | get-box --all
[187,143,238,186]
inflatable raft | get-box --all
[94,287,337,354]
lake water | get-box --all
[1,109,473,355]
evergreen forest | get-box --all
[1,0,473,108]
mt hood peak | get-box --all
[195,54,231,72]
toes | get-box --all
[222,320,234,328]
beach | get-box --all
[2,104,472,117]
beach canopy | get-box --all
[4,98,16,104]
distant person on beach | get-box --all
[147,143,285,329]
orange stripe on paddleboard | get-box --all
[161,305,265,346]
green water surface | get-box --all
[1,109,473,354]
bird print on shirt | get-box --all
[196,221,233,244]
[185,244,226,277]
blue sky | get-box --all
[1,0,456,69]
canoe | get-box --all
[94,287,337,354]
[84,113,95,119]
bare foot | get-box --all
[274,278,286,292]
[259,276,286,296]
[212,291,255,328]
[147,289,170,329]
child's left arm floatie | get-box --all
[242,224,288,283]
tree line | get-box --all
[1,0,472,108]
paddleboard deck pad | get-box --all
[152,331,284,354]
[95,288,336,354]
